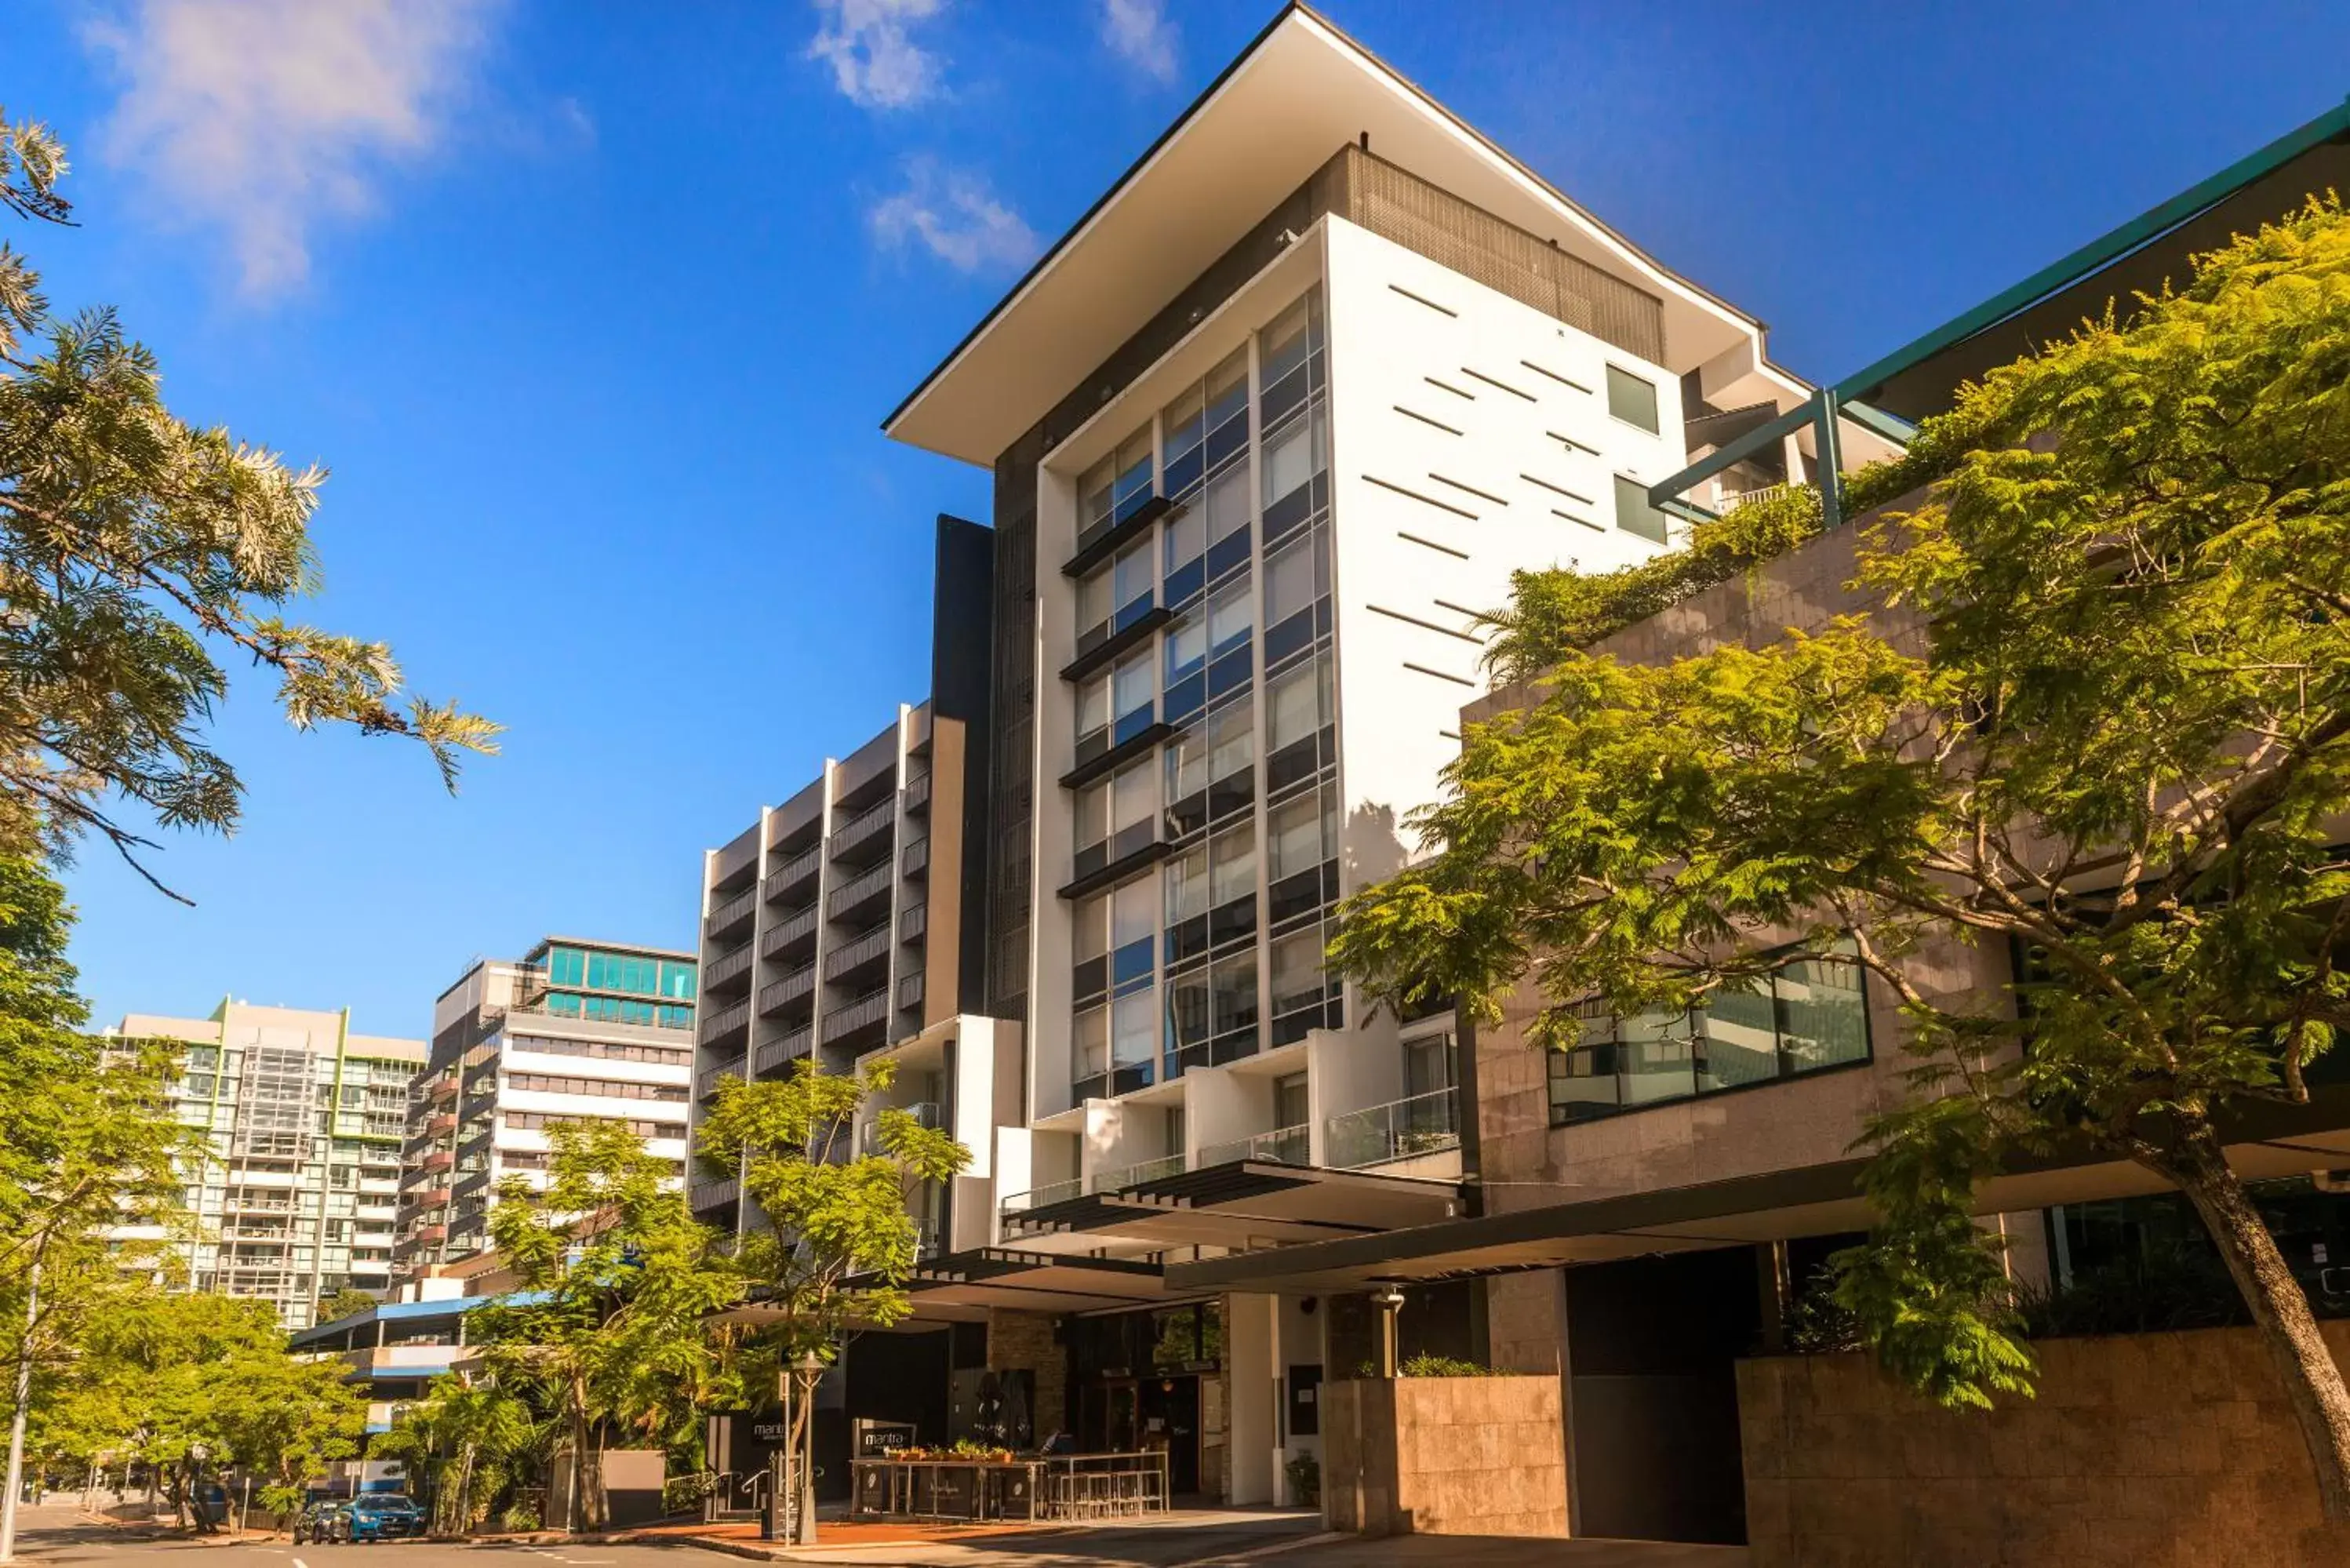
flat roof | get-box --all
[884,3,1766,467]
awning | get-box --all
[1002,1159,1461,1258]
[1168,1093,2350,1295]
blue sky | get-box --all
[8,0,2348,1040]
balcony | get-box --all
[901,837,929,879]
[757,963,816,1017]
[704,940,755,994]
[704,886,756,944]
[999,1177,1084,1221]
[823,922,893,988]
[1199,1123,1311,1169]
[697,1056,746,1101]
[419,1150,453,1174]
[755,1028,813,1076]
[827,862,895,926]
[899,901,928,944]
[698,998,751,1050]
[426,1075,457,1104]
[413,1224,447,1245]
[689,1174,740,1212]
[762,904,820,963]
[902,772,932,816]
[820,988,892,1050]
[415,1187,452,1209]
[765,844,821,904]
[829,797,897,869]
[1089,1153,1187,1193]
[424,1112,457,1137]
[1325,1088,1460,1170]
[897,970,926,1013]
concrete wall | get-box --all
[1738,1324,2350,1567]
[1322,1375,1568,1537]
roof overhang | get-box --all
[1170,1090,2350,1295]
[1002,1159,1460,1257]
[883,3,1761,467]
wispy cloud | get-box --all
[1100,0,1178,83]
[868,159,1038,274]
[807,0,945,111]
[88,0,495,298]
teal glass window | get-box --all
[547,947,586,987]
[660,960,697,1001]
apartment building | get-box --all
[110,1002,424,1330]
[841,3,1897,1505]
[687,515,1004,1241]
[1166,87,2350,1550]
[396,937,697,1279]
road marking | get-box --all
[292,1557,309,1568]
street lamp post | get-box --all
[1371,1286,1406,1380]
[788,1352,824,1547]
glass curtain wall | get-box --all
[1068,289,1340,1103]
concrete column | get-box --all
[1227,1292,1279,1504]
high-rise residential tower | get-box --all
[396,937,697,1279]
[858,4,1893,1504]
[110,1002,425,1330]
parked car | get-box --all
[329,1494,424,1542]
[289,1499,342,1544]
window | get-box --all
[1111,428,1155,520]
[1403,1033,1456,1098]
[1263,525,1329,664]
[1206,698,1254,822]
[1605,365,1660,434]
[1075,1008,1109,1081]
[1165,966,1211,1065]
[1207,575,1252,668]
[546,946,586,987]
[1545,941,1870,1124]
[1162,381,1206,497]
[1210,948,1259,1062]
[1262,405,1325,512]
[1202,457,1252,583]
[1267,788,1336,924]
[1165,611,1206,692]
[1208,820,1256,951]
[1266,652,1333,794]
[1270,930,1332,1024]
[1613,475,1669,544]
[1165,846,1209,928]
[1273,1071,1310,1130]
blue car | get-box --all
[329,1494,424,1542]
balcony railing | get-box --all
[828,862,895,922]
[1714,481,1790,514]
[704,886,756,940]
[830,797,897,863]
[897,970,926,1013]
[420,1150,453,1173]
[1089,1153,1187,1194]
[765,844,821,904]
[857,1101,944,1154]
[689,1175,739,1212]
[755,1028,813,1075]
[903,772,932,814]
[424,1112,457,1137]
[1325,1088,1460,1170]
[899,901,928,944]
[999,1177,1084,1219]
[704,941,754,991]
[1199,1123,1311,1169]
[823,922,893,984]
[758,964,816,1016]
[698,998,751,1046]
[762,904,820,959]
[820,988,892,1046]
[697,1056,747,1101]
[901,837,929,879]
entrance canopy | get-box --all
[1003,1159,1460,1259]
[1169,1093,2350,1294]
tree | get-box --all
[0,110,497,898]
[470,1119,737,1533]
[694,1060,969,1543]
[318,1289,380,1326]
[0,856,189,1560]
[35,1293,363,1530]
[1331,200,2350,1518]
[369,1374,544,1535]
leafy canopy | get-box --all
[1333,198,2350,1410]
[0,108,497,897]
[696,1058,972,1357]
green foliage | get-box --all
[1284,1450,1319,1506]
[1334,200,2350,1424]
[1479,400,1990,686]
[318,1288,380,1326]
[1398,1353,1496,1377]
[472,1117,737,1531]
[370,1375,544,1536]
[0,107,497,897]
[33,1293,364,1530]
[694,1059,972,1359]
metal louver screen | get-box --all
[1333,147,1667,366]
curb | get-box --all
[1169,1530,1344,1568]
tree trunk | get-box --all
[2167,1117,2350,1523]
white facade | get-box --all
[113,1002,424,1330]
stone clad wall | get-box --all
[984,1308,1065,1442]
[1738,1322,2350,1566]
[1322,1375,1567,1537]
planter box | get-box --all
[1320,1374,1566,1537]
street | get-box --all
[5,1504,1743,1568]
